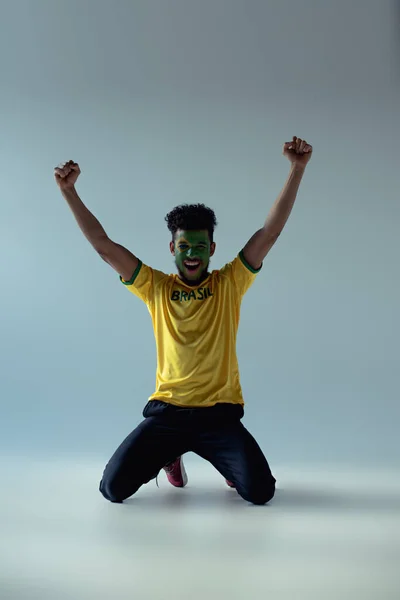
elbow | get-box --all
[261,225,281,242]
[92,235,111,256]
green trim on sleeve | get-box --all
[120,260,143,285]
[239,250,262,274]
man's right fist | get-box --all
[54,160,81,190]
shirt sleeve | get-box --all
[120,260,168,306]
[219,250,262,297]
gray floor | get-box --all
[1,457,400,600]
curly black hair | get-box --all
[165,203,218,242]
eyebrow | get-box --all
[176,238,208,246]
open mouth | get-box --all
[184,260,201,273]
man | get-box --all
[54,135,312,505]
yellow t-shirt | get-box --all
[121,250,261,407]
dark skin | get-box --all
[169,229,216,287]
[54,136,312,279]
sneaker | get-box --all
[226,479,236,488]
[163,456,188,488]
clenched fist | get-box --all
[54,160,81,190]
[283,136,313,168]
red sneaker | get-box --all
[226,479,236,488]
[163,456,188,488]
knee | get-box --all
[99,449,145,502]
[99,476,126,504]
[99,461,154,503]
[240,478,276,506]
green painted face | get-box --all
[174,230,211,282]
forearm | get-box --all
[242,164,307,268]
[61,187,108,250]
[242,136,312,269]
[263,164,306,237]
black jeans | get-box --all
[99,400,276,506]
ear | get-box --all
[169,240,175,255]
[210,242,216,257]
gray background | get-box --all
[1,0,399,467]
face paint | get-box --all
[174,230,212,284]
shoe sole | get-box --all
[180,456,188,487]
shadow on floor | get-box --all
[274,487,400,513]
[122,484,400,513]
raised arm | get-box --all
[54,160,138,281]
[242,136,313,270]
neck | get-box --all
[177,270,210,287]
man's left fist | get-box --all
[283,136,313,167]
